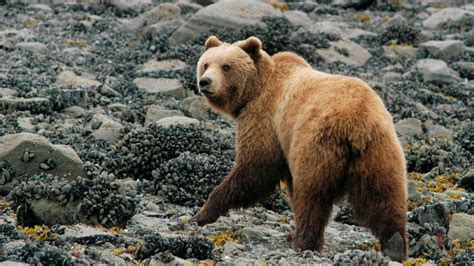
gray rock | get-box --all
[133,77,186,99]
[0,97,51,114]
[308,21,346,40]
[395,118,422,145]
[0,88,15,97]
[90,114,124,142]
[15,42,46,53]
[27,4,53,12]
[107,0,152,14]
[0,29,31,49]
[0,133,85,193]
[155,116,199,128]
[383,45,418,61]
[145,105,184,126]
[27,199,89,226]
[182,96,212,120]
[407,180,421,201]
[415,59,461,84]
[62,106,87,118]
[143,19,184,40]
[62,224,113,240]
[108,103,130,113]
[168,0,282,46]
[466,30,474,46]
[0,261,29,266]
[316,40,372,67]
[126,3,181,35]
[420,40,465,61]
[98,84,121,98]
[56,70,101,89]
[383,13,407,28]
[141,59,187,73]
[422,8,474,29]
[448,213,474,242]
[424,120,453,138]
[383,72,403,84]
[283,10,314,29]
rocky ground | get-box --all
[0,0,473,265]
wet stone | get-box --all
[133,77,186,99]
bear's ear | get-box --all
[238,36,262,60]
[205,36,222,51]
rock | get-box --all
[383,14,407,28]
[141,59,187,73]
[62,224,113,241]
[415,59,461,84]
[182,96,212,120]
[283,10,314,29]
[308,21,346,40]
[90,114,124,142]
[466,30,474,46]
[15,42,46,53]
[459,169,474,192]
[0,261,29,266]
[413,203,450,228]
[27,4,52,12]
[383,72,403,84]
[56,70,101,89]
[27,199,88,226]
[143,19,183,40]
[145,105,184,126]
[333,0,372,8]
[0,29,31,49]
[62,106,87,118]
[0,97,52,114]
[453,61,474,79]
[107,0,152,14]
[168,0,282,46]
[316,40,372,67]
[127,3,181,34]
[420,40,465,61]
[0,88,15,97]
[0,133,85,193]
[407,180,421,201]
[422,8,474,29]
[383,45,418,60]
[424,120,453,138]
[128,214,170,235]
[98,85,121,98]
[448,213,474,242]
[133,78,186,99]
[396,118,422,146]
[155,116,199,128]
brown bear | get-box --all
[195,36,408,261]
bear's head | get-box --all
[197,36,271,118]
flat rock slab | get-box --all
[448,213,474,242]
[15,42,46,53]
[155,116,199,128]
[415,59,461,84]
[90,114,124,141]
[56,70,101,89]
[133,77,186,99]
[126,3,181,33]
[145,105,184,126]
[168,0,282,46]
[422,8,474,29]
[0,97,52,114]
[316,40,372,67]
[0,133,85,193]
[420,40,465,61]
[141,59,187,73]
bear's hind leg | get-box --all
[348,137,408,262]
[290,140,348,252]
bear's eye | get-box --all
[222,64,231,71]
[203,63,209,70]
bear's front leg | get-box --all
[195,161,284,226]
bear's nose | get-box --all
[199,77,212,89]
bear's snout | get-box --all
[199,77,213,94]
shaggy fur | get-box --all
[195,36,408,261]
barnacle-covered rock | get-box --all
[333,249,390,265]
[0,241,75,265]
[0,133,85,194]
[113,123,231,179]
[8,164,137,227]
[138,234,214,260]
[0,97,52,115]
[152,151,233,207]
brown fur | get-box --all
[195,36,408,260]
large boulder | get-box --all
[168,0,282,46]
[133,77,186,99]
[448,213,474,242]
[0,133,85,193]
[420,40,465,61]
[422,8,474,30]
[415,59,461,84]
[316,40,372,67]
